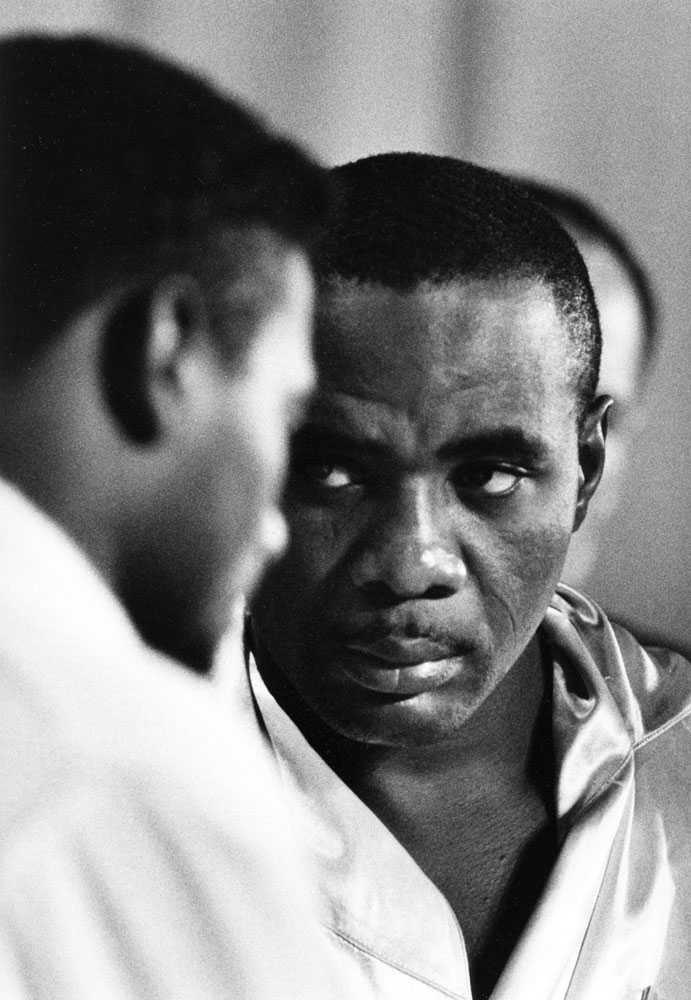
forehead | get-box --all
[314,277,575,428]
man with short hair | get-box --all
[248,153,691,999]
[0,34,337,998]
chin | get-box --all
[313,684,487,748]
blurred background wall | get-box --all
[4,0,690,650]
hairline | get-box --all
[317,270,591,425]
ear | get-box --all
[100,277,205,445]
[573,394,612,532]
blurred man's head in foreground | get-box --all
[0,34,330,671]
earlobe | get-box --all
[100,277,204,445]
[573,395,612,532]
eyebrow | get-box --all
[291,424,391,461]
[437,428,550,464]
[293,423,550,465]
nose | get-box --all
[350,479,467,600]
[259,507,289,562]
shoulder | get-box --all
[0,635,282,855]
[545,585,691,740]
[0,765,327,1000]
[0,651,330,1000]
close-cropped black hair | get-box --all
[521,178,657,373]
[0,33,330,366]
[317,152,602,420]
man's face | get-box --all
[211,245,316,601]
[252,276,593,745]
[145,234,315,670]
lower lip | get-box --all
[339,654,463,696]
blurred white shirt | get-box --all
[0,478,336,999]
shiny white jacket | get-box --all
[247,587,691,1000]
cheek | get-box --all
[495,471,579,598]
[282,498,353,585]
[193,420,271,602]
[479,520,574,639]
[473,520,571,644]
[227,378,294,523]
[219,434,265,539]
[238,418,285,512]
[255,501,356,655]
[514,523,573,593]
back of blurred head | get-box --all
[0,33,330,672]
[522,178,658,588]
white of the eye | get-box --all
[482,471,520,495]
[322,466,353,488]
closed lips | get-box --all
[342,635,466,666]
[338,650,464,695]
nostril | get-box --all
[358,578,457,607]
[358,579,408,608]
